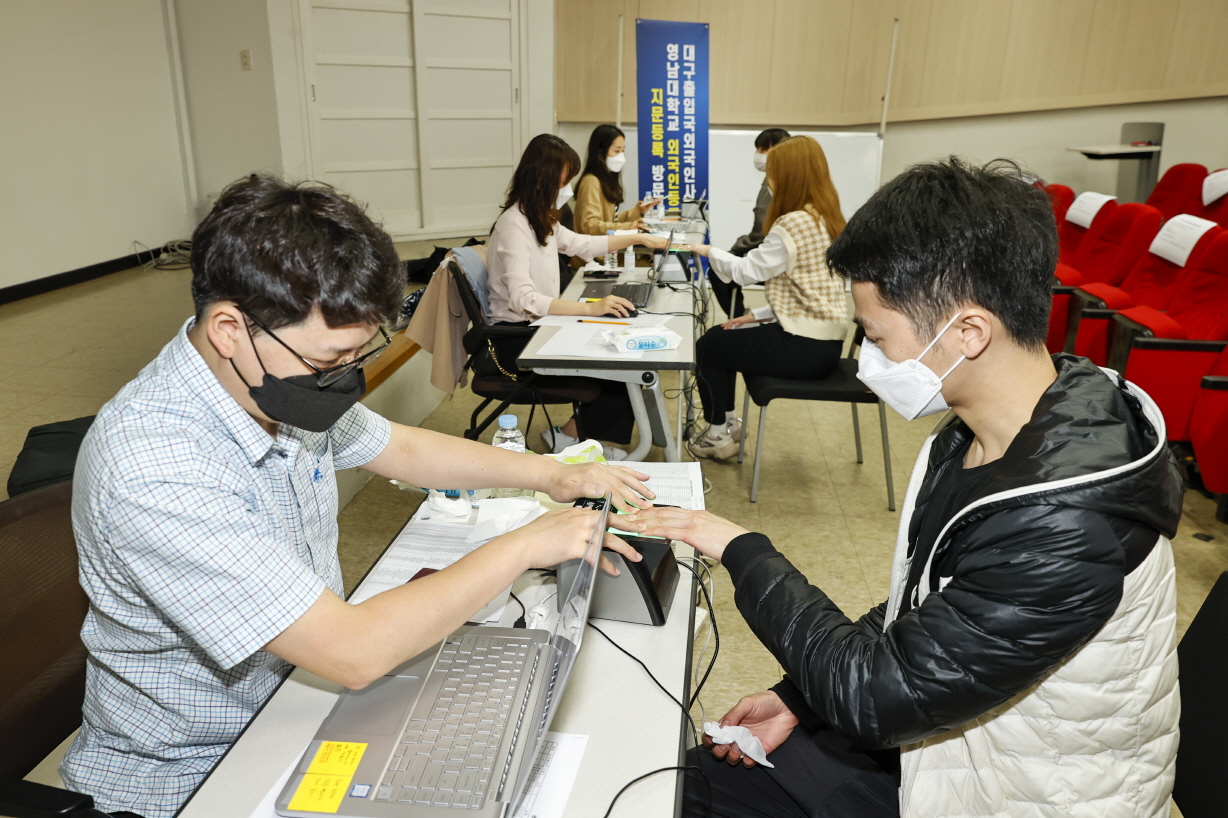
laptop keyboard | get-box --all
[375,634,532,808]
[611,282,653,308]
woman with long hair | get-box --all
[573,124,658,236]
[684,136,850,459]
[487,133,666,457]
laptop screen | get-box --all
[547,494,610,703]
[506,495,609,809]
[648,227,676,284]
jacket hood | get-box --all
[924,353,1183,538]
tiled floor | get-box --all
[5,246,1226,814]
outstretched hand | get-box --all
[544,461,654,513]
[633,507,748,562]
[705,691,798,768]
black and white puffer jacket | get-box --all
[723,355,1184,817]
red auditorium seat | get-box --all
[1108,230,1228,441]
[1197,168,1228,228]
[1145,163,1208,220]
[1066,215,1221,365]
[1190,346,1228,522]
[1058,192,1116,265]
[1044,183,1075,225]
[1047,202,1162,353]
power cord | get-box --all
[676,558,717,723]
[509,591,527,628]
[587,621,696,741]
[525,589,558,629]
[132,239,192,270]
[601,765,710,818]
[677,561,719,709]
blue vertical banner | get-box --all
[636,19,709,213]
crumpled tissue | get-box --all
[425,489,470,518]
[466,497,544,543]
[544,439,609,464]
[703,722,775,768]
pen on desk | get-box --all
[578,319,629,325]
[581,298,601,303]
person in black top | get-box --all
[636,158,1183,817]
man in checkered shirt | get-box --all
[60,175,654,818]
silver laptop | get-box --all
[580,227,677,307]
[275,495,611,817]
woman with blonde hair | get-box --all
[685,136,850,459]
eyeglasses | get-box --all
[241,309,392,387]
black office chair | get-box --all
[1174,570,1228,817]
[449,261,600,442]
[0,480,115,817]
[737,326,895,509]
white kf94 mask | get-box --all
[857,313,966,421]
[605,153,626,173]
[555,183,574,210]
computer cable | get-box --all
[601,765,711,818]
[675,557,717,722]
[509,591,527,628]
[677,561,719,710]
[525,589,558,629]
[586,621,697,742]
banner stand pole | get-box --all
[876,17,899,188]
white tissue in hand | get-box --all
[466,498,542,543]
[703,722,775,768]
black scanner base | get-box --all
[558,536,680,626]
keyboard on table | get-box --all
[611,282,653,308]
[377,634,533,809]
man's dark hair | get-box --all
[826,157,1058,349]
[191,175,403,331]
[754,128,791,151]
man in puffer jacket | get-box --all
[639,158,1183,818]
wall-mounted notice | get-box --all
[636,19,709,214]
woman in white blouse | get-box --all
[685,136,851,460]
[487,134,666,457]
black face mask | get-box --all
[247,367,366,433]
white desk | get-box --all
[177,491,701,818]
[1066,144,1161,158]
[1067,143,1163,203]
[518,258,707,462]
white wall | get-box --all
[877,96,1228,195]
[175,0,285,218]
[523,0,556,143]
[559,96,1228,218]
[0,0,194,289]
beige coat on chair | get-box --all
[405,247,487,394]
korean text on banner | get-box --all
[636,19,709,215]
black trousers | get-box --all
[695,323,842,424]
[682,725,899,818]
[491,323,635,445]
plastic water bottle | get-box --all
[605,230,617,270]
[492,415,531,498]
[623,247,634,272]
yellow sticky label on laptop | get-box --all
[305,741,367,777]
[287,773,350,813]
[287,742,367,813]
